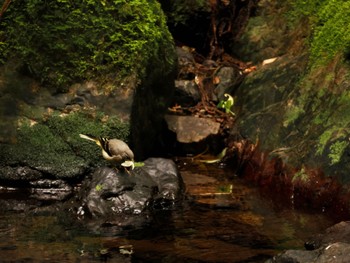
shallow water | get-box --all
[0,160,335,262]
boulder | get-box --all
[304,221,350,250]
[79,158,183,218]
[214,66,243,101]
[164,115,221,143]
[174,79,201,105]
[267,242,350,263]
[266,221,350,263]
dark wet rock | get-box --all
[71,81,136,121]
[214,66,243,101]
[30,187,72,201]
[176,46,195,68]
[0,166,43,181]
[266,249,319,263]
[82,167,153,216]
[174,80,200,105]
[202,59,218,68]
[29,179,73,201]
[164,115,221,143]
[142,157,183,209]
[79,158,183,218]
[305,221,350,250]
[267,221,350,263]
[267,242,350,263]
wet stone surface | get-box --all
[78,158,183,218]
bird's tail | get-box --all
[79,133,99,143]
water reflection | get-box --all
[0,161,334,262]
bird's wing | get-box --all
[102,139,113,157]
[108,139,134,160]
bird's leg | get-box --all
[124,167,132,176]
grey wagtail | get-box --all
[79,134,135,170]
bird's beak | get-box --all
[121,160,135,170]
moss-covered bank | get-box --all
[232,0,350,213]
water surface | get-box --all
[0,160,334,262]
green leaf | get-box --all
[217,93,235,116]
[134,162,145,167]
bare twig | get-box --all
[0,0,11,20]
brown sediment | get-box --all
[240,148,350,221]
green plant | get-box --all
[217,93,235,116]
[134,162,145,167]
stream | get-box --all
[0,159,335,262]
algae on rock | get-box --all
[0,112,131,180]
[233,0,350,183]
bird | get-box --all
[79,134,134,171]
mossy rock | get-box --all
[0,112,131,180]
[235,54,308,166]
[1,0,175,91]
[234,0,350,184]
[0,0,177,174]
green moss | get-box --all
[316,125,350,157]
[312,112,329,126]
[46,111,130,142]
[1,0,174,90]
[45,111,130,165]
[328,140,349,165]
[283,103,305,127]
[316,129,335,156]
[0,41,8,64]
[160,0,209,26]
[0,122,86,178]
[289,0,350,66]
[0,111,131,178]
